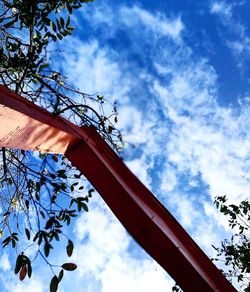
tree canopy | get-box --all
[0,1,122,290]
[213,196,250,291]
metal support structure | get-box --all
[0,85,236,291]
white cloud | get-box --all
[160,164,177,193]
[11,278,44,292]
[117,106,149,145]
[120,6,184,40]
[87,4,184,42]
[0,252,11,271]
[210,1,250,59]
[69,198,174,292]
[125,159,151,188]
[210,1,232,17]
[0,275,45,292]
[98,256,173,292]
[58,39,128,99]
[63,3,250,258]
[152,52,250,203]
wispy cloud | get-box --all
[70,198,174,292]
[0,273,45,292]
[210,1,233,17]
[59,0,250,264]
[120,5,184,40]
[210,1,250,60]
[0,252,11,272]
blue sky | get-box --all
[0,0,250,291]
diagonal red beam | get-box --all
[0,85,236,291]
[65,128,236,292]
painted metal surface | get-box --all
[65,129,236,292]
[0,85,236,291]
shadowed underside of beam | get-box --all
[0,85,237,291]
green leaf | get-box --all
[44,243,51,257]
[88,189,94,197]
[50,173,56,179]
[54,232,60,241]
[67,26,75,31]
[11,238,16,248]
[3,20,15,28]
[27,260,32,278]
[51,34,57,42]
[2,236,10,247]
[65,29,72,35]
[25,200,30,209]
[58,269,64,283]
[61,263,77,271]
[60,17,65,28]
[14,254,23,274]
[12,232,18,239]
[68,5,73,14]
[38,63,49,72]
[66,240,74,257]
[33,232,40,242]
[97,95,104,101]
[61,31,68,37]
[50,276,59,292]
[38,233,43,245]
[56,18,61,30]
[52,155,58,162]
[40,210,46,219]
[50,21,57,32]
[57,33,63,40]
[57,170,67,179]
[81,202,88,212]
[45,217,55,229]
[25,228,30,240]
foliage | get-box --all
[213,196,250,291]
[172,283,183,292]
[0,0,123,290]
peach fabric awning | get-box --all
[0,104,78,153]
[0,85,82,154]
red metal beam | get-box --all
[0,85,236,291]
[65,128,236,292]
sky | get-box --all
[0,0,250,291]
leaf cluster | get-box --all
[0,153,90,290]
[213,196,250,291]
[0,0,123,290]
[0,0,90,90]
[14,253,32,281]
